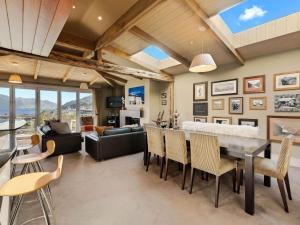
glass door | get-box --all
[15,88,36,136]
[39,90,58,125]
[61,91,77,132]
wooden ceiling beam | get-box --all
[100,71,128,84]
[95,71,114,87]
[0,48,173,82]
[129,26,191,68]
[62,66,74,83]
[95,0,164,50]
[56,31,96,52]
[33,60,41,80]
[89,76,99,86]
[183,0,245,65]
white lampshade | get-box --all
[189,53,217,73]
[80,82,89,90]
[8,74,22,84]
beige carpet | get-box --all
[16,151,300,225]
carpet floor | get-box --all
[15,151,300,225]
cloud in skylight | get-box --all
[239,5,267,21]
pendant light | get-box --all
[9,74,22,84]
[8,62,22,84]
[189,34,217,73]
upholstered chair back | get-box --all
[165,130,188,164]
[190,133,221,175]
[276,135,294,179]
[146,126,165,157]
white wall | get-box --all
[174,49,300,165]
[125,79,170,125]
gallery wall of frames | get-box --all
[174,49,300,154]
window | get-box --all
[80,92,93,117]
[0,87,9,125]
[130,45,181,70]
[15,88,36,135]
[39,90,58,124]
[220,0,300,33]
[61,91,77,132]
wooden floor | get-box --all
[16,151,300,225]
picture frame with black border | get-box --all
[193,102,208,116]
[194,117,207,123]
[211,79,238,96]
[238,118,258,127]
[229,97,243,114]
[193,82,208,101]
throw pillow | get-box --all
[50,122,71,134]
[95,126,113,136]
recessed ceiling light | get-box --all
[198,26,207,32]
[11,61,19,66]
[97,16,102,21]
[72,5,75,9]
[189,40,194,45]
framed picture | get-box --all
[194,117,207,123]
[212,117,232,125]
[193,82,208,101]
[273,71,300,91]
[212,99,224,110]
[128,86,144,105]
[249,97,267,110]
[267,116,300,145]
[229,97,243,114]
[211,79,238,96]
[193,103,208,116]
[243,75,265,94]
[274,94,300,112]
[238,118,258,127]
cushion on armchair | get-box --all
[50,121,71,134]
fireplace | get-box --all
[125,117,140,125]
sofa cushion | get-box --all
[103,127,131,136]
[50,122,71,134]
[40,125,57,136]
[131,126,144,132]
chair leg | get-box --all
[159,157,164,178]
[205,172,209,181]
[284,173,292,200]
[182,164,187,190]
[9,195,24,225]
[37,190,51,225]
[164,158,170,181]
[201,171,205,180]
[232,169,236,193]
[146,152,151,171]
[277,179,289,213]
[157,155,159,165]
[189,168,195,194]
[236,168,242,194]
[215,176,221,208]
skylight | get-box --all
[142,45,169,60]
[220,0,300,33]
[130,45,181,70]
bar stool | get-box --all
[11,134,40,177]
[11,140,56,209]
[0,155,63,225]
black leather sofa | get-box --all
[85,127,146,161]
[37,127,83,156]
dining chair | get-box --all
[164,129,189,189]
[237,135,294,212]
[146,126,165,178]
[189,133,236,208]
[0,155,63,225]
[11,134,40,177]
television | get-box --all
[106,96,122,108]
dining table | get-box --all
[143,130,271,215]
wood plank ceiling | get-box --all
[0,0,73,56]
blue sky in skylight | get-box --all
[143,45,169,60]
[220,0,300,33]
